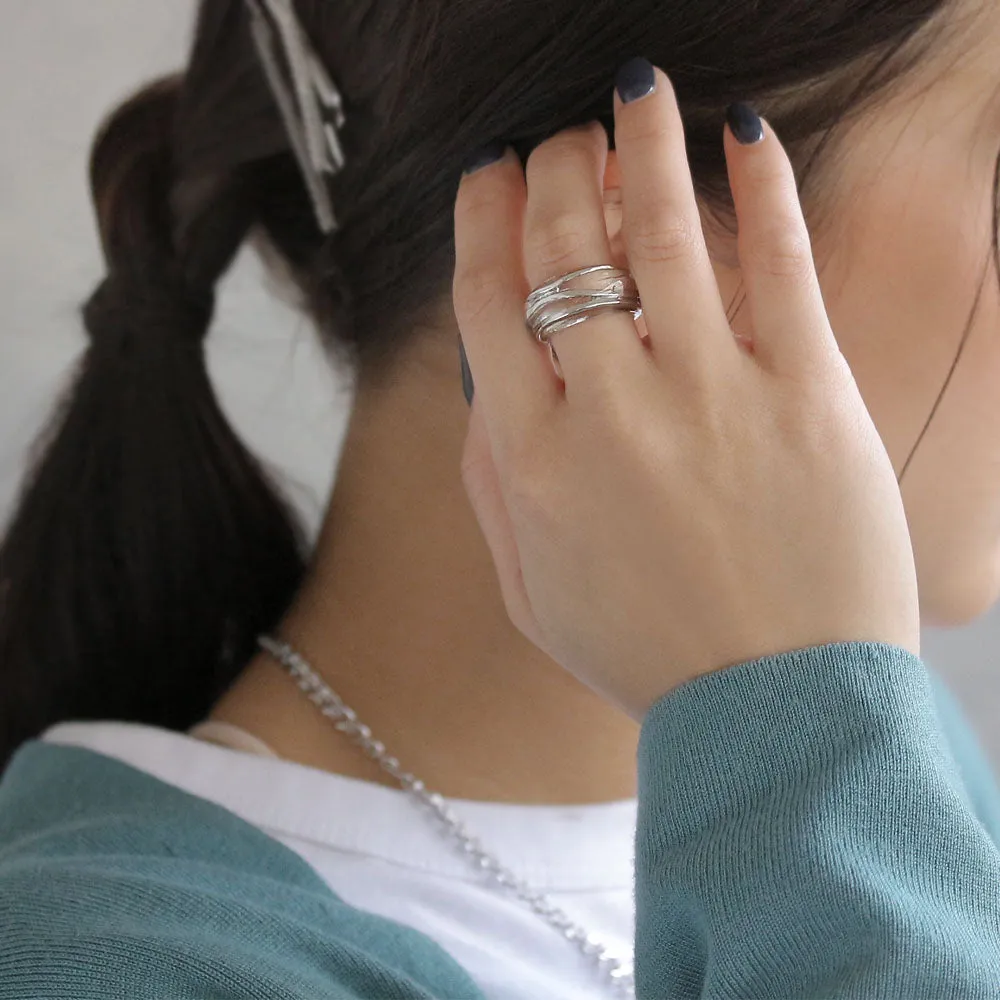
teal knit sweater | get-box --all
[1,642,999,998]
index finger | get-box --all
[453,144,561,465]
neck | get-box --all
[205,332,639,805]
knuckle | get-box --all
[626,207,703,265]
[746,224,815,281]
[525,211,594,271]
[452,263,509,329]
[615,112,674,148]
[458,175,502,217]
[456,177,508,239]
[528,122,604,172]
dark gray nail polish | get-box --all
[459,336,474,405]
[726,102,764,145]
[462,140,507,176]
[615,57,656,104]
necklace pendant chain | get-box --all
[257,635,636,999]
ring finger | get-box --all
[523,120,651,397]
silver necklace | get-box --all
[257,635,636,998]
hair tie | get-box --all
[83,269,216,350]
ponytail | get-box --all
[0,77,307,771]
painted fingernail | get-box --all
[726,102,764,145]
[462,140,508,176]
[459,336,475,405]
[615,57,656,104]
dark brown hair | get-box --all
[0,0,983,770]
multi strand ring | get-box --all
[524,265,644,377]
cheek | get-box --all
[819,154,1000,624]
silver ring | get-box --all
[525,265,643,346]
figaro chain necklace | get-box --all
[241,7,635,987]
[257,635,636,998]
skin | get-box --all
[203,1,1000,804]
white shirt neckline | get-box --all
[40,720,637,892]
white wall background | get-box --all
[1,3,997,766]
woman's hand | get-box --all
[452,65,919,722]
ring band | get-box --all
[525,265,643,345]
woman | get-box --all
[1,0,999,995]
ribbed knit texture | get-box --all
[635,642,1000,997]
[2,641,999,998]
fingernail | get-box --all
[615,57,656,104]
[462,140,508,176]
[458,336,475,405]
[726,102,764,145]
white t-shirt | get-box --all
[40,720,637,1000]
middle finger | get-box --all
[523,120,651,396]
[614,62,736,374]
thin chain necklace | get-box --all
[257,635,636,998]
